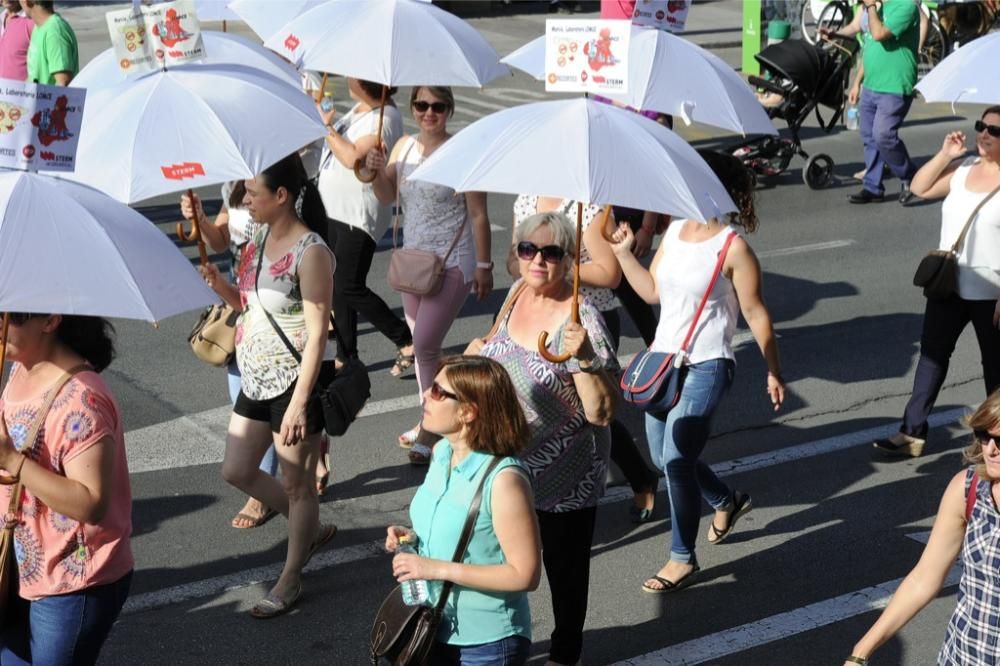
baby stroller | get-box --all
[730,35,859,189]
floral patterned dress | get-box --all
[479,282,619,513]
[234,226,336,400]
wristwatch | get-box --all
[476,261,494,270]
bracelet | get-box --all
[476,261,494,270]
[845,656,869,666]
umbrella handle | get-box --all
[175,189,209,267]
[354,86,389,184]
[598,204,615,242]
[537,202,583,364]
[315,72,329,104]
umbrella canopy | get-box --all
[502,26,776,136]
[228,0,326,42]
[73,31,300,89]
[0,172,216,322]
[263,0,509,87]
[54,63,327,204]
[409,98,736,222]
[195,0,239,22]
[916,31,1000,107]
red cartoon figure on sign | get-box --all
[582,28,618,72]
[667,0,686,12]
[152,8,191,48]
[31,95,72,146]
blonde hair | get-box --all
[963,389,1000,477]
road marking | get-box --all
[757,240,856,259]
[121,407,968,615]
[610,564,961,665]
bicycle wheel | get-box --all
[799,0,819,44]
[814,1,850,41]
[919,16,949,78]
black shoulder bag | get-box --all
[254,230,370,436]
[369,457,502,666]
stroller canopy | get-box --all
[755,39,850,109]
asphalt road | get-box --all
[33,2,998,665]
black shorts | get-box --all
[233,362,336,434]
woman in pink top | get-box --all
[0,313,133,665]
[0,0,32,81]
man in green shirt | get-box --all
[21,0,77,86]
[825,0,920,205]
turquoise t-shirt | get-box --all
[861,0,919,96]
[409,440,531,646]
[26,13,78,85]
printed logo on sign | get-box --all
[655,10,665,19]
[120,58,131,69]
[284,34,300,51]
[155,49,164,59]
[581,71,588,81]
[40,150,54,160]
[548,73,558,84]
[161,162,205,180]
[22,145,34,158]
[168,50,183,57]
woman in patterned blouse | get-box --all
[466,211,618,666]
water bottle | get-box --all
[320,92,334,113]
[397,536,429,606]
[845,104,859,131]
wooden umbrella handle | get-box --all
[598,204,615,242]
[175,188,209,267]
[354,85,389,184]
[538,203,584,363]
[314,72,329,104]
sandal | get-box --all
[305,523,338,567]
[408,443,432,466]
[641,565,701,594]
[398,426,421,449]
[250,581,303,619]
[390,348,415,378]
[707,491,753,545]
[231,504,277,530]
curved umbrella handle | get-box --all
[354,86,389,184]
[175,189,209,267]
[537,330,572,364]
[537,201,584,364]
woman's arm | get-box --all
[579,208,622,289]
[910,132,967,199]
[563,321,617,426]
[279,245,334,446]
[609,223,663,304]
[845,470,968,664]
[728,237,784,410]
[467,191,493,302]
[392,468,542,593]
[182,192,231,254]
[318,106,382,170]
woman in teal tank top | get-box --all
[386,356,541,665]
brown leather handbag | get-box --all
[369,458,501,665]
[0,368,83,626]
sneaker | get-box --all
[873,432,925,458]
[848,188,885,204]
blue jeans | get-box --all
[429,635,531,666]
[645,359,735,563]
[859,87,916,196]
[1,571,133,666]
[228,361,278,476]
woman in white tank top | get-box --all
[610,150,785,594]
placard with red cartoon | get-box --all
[0,81,86,172]
[545,20,630,94]
[106,0,205,76]
[630,0,692,34]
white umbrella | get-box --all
[502,26,777,136]
[72,31,300,89]
[916,32,1000,108]
[54,63,327,204]
[0,171,216,322]
[194,0,239,22]
[228,0,326,42]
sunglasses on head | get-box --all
[975,120,1000,138]
[412,100,449,114]
[516,241,567,264]
[429,381,459,402]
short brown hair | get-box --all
[438,355,527,457]
[410,86,455,118]
[697,149,759,233]
[963,390,1000,477]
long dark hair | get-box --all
[258,153,327,238]
[697,149,759,233]
[55,316,116,372]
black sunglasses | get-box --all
[516,241,567,264]
[429,381,459,402]
[975,120,1000,138]
[974,429,1000,445]
[412,100,449,114]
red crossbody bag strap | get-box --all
[677,231,738,355]
[966,470,980,523]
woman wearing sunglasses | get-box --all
[0,314,133,664]
[366,86,493,465]
[843,391,1000,666]
[874,106,1000,458]
[385,356,540,665]
[467,212,618,666]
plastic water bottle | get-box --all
[320,92,334,113]
[397,536,429,606]
[845,104,859,131]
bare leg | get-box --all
[269,431,322,600]
[222,414,290,516]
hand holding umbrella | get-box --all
[176,189,209,267]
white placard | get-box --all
[0,81,86,172]
[631,0,692,34]
[106,0,205,76]
[545,19,630,94]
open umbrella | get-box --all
[409,97,735,361]
[502,25,777,137]
[916,31,1000,108]
[73,31,300,89]
[263,0,509,181]
[194,0,239,22]
[227,0,326,42]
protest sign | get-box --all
[106,0,205,76]
[545,19,630,94]
[0,81,86,172]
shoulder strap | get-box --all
[951,183,1000,255]
[676,231,738,360]
[486,282,528,341]
[966,470,980,522]
[434,457,502,612]
[391,137,419,250]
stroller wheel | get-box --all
[803,154,834,189]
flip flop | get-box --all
[408,443,431,466]
[304,523,338,567]
[707,492,753,545]
[641,566,701,594]
[231,508,277,530]
[250,581,303,619]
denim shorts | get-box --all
[429,635,531,666]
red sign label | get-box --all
[284,34,300,51]
[40,150,55,161]
[168,50,183,58]
[22,145,34,158]
[161,162,205,180]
